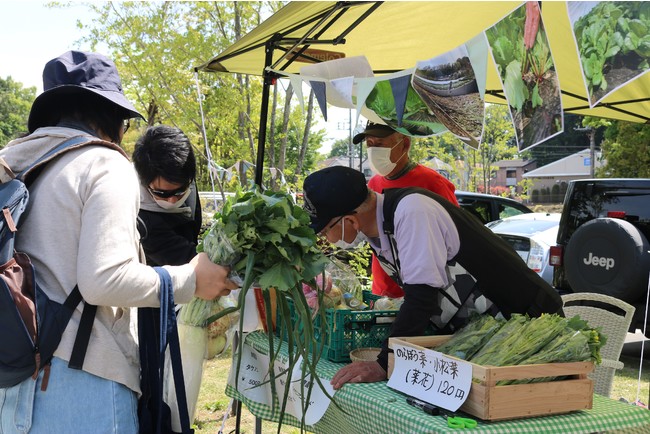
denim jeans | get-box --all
[0,357,138,434]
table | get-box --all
[226,332,650,434]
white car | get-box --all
[486,213,561,285]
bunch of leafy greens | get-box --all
[198,188,331,431]
[437,313,607,385]
[574,2,650,95]
[434,314,504,360]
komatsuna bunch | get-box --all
[199,188,332,430]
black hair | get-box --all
[39,91,129,143]
[132,125,196,187]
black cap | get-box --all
[28,51,145,133]
[352,121,396,144]
[303,166,368,233]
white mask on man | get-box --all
[367,138,406,176]
[153,187,191,210]
[333,218,366,250]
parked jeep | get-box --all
[550,179,650,331]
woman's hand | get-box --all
[191,252,239,299]
[330,361,387,390]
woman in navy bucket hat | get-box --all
[0,51,238,434]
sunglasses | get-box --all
[147,185,189,199]
[123,119,130,134]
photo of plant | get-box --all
[364,78,448,138]
[412,45,484,148]
[568,1,650,106]
[486,1,563,150]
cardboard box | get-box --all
[388,336,594,421]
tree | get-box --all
[598,121,650,178]
[328,137,354,158]
[472,104,517,192]
[0,76,36,145]
[70,1,325,191]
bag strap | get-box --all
[19,136,124,372]
[155,267,192,434]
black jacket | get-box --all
[137,188,202,266]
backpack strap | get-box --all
[379,187,424,278]
[17,135,128,183]
[20,136,126,373]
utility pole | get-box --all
[574,126,596,177]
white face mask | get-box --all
[153,188,191,210]
[333,218,366,250]
[367,138,406,176]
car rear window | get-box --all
[566,187,650,239]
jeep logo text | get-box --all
[583,252,615,270]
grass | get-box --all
[189,348,650,434]
[192,351,300,434]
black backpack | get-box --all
[379,187,563,320]
[0,136,124,389]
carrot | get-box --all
[524,1,540,50]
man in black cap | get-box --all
[303,166,563,389]
[0,51,236,433]
[353,121,459,299]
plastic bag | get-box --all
[164,322,207,432]
[326,258,367,309]
[205,293,239,359]
[201,225,244,286]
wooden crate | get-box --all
[388,336,594,421]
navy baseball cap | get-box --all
[352,121,396,144]
[303,166,368,233]
[28,51,145,132]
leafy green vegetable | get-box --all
[198,187,332,430]
[470,313,529,364]
[435,314,504,360]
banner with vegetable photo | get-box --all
[485,1,563,151]
[364,69,449,139]
[412,44,485,148]
[568,1,650,108]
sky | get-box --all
[0,1,353,154]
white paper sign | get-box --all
[228,346,335,425]
[273,354,335,425]
[227,345,271,405]
[387,343,472,412]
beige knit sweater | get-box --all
[0,127,196,394]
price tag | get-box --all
[227,345,271,406]
[387,343,472,411]
[274,354,335,425]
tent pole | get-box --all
[255,37,279,187]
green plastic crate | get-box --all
[277,291,399,363]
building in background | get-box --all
[523,149,605,203]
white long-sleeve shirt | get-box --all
[0,126,195,394]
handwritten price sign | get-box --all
[387,343,472,411]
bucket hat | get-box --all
[303,166,368,233]
[352,121,396,144]
[28,51,144,132]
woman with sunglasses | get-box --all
[133,125,203,266]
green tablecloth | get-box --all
[225,332,650,434]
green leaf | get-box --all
[503,60,527,112]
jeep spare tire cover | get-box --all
[565,218,650,302]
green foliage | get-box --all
[486,4,554,113]
[328,137,354,158]
[574,2,650,95]
[64,1,324,191]
[0,76,36,145]
[598,120,650,177]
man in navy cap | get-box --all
[353,121,459,299]
[303,166,563,389]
